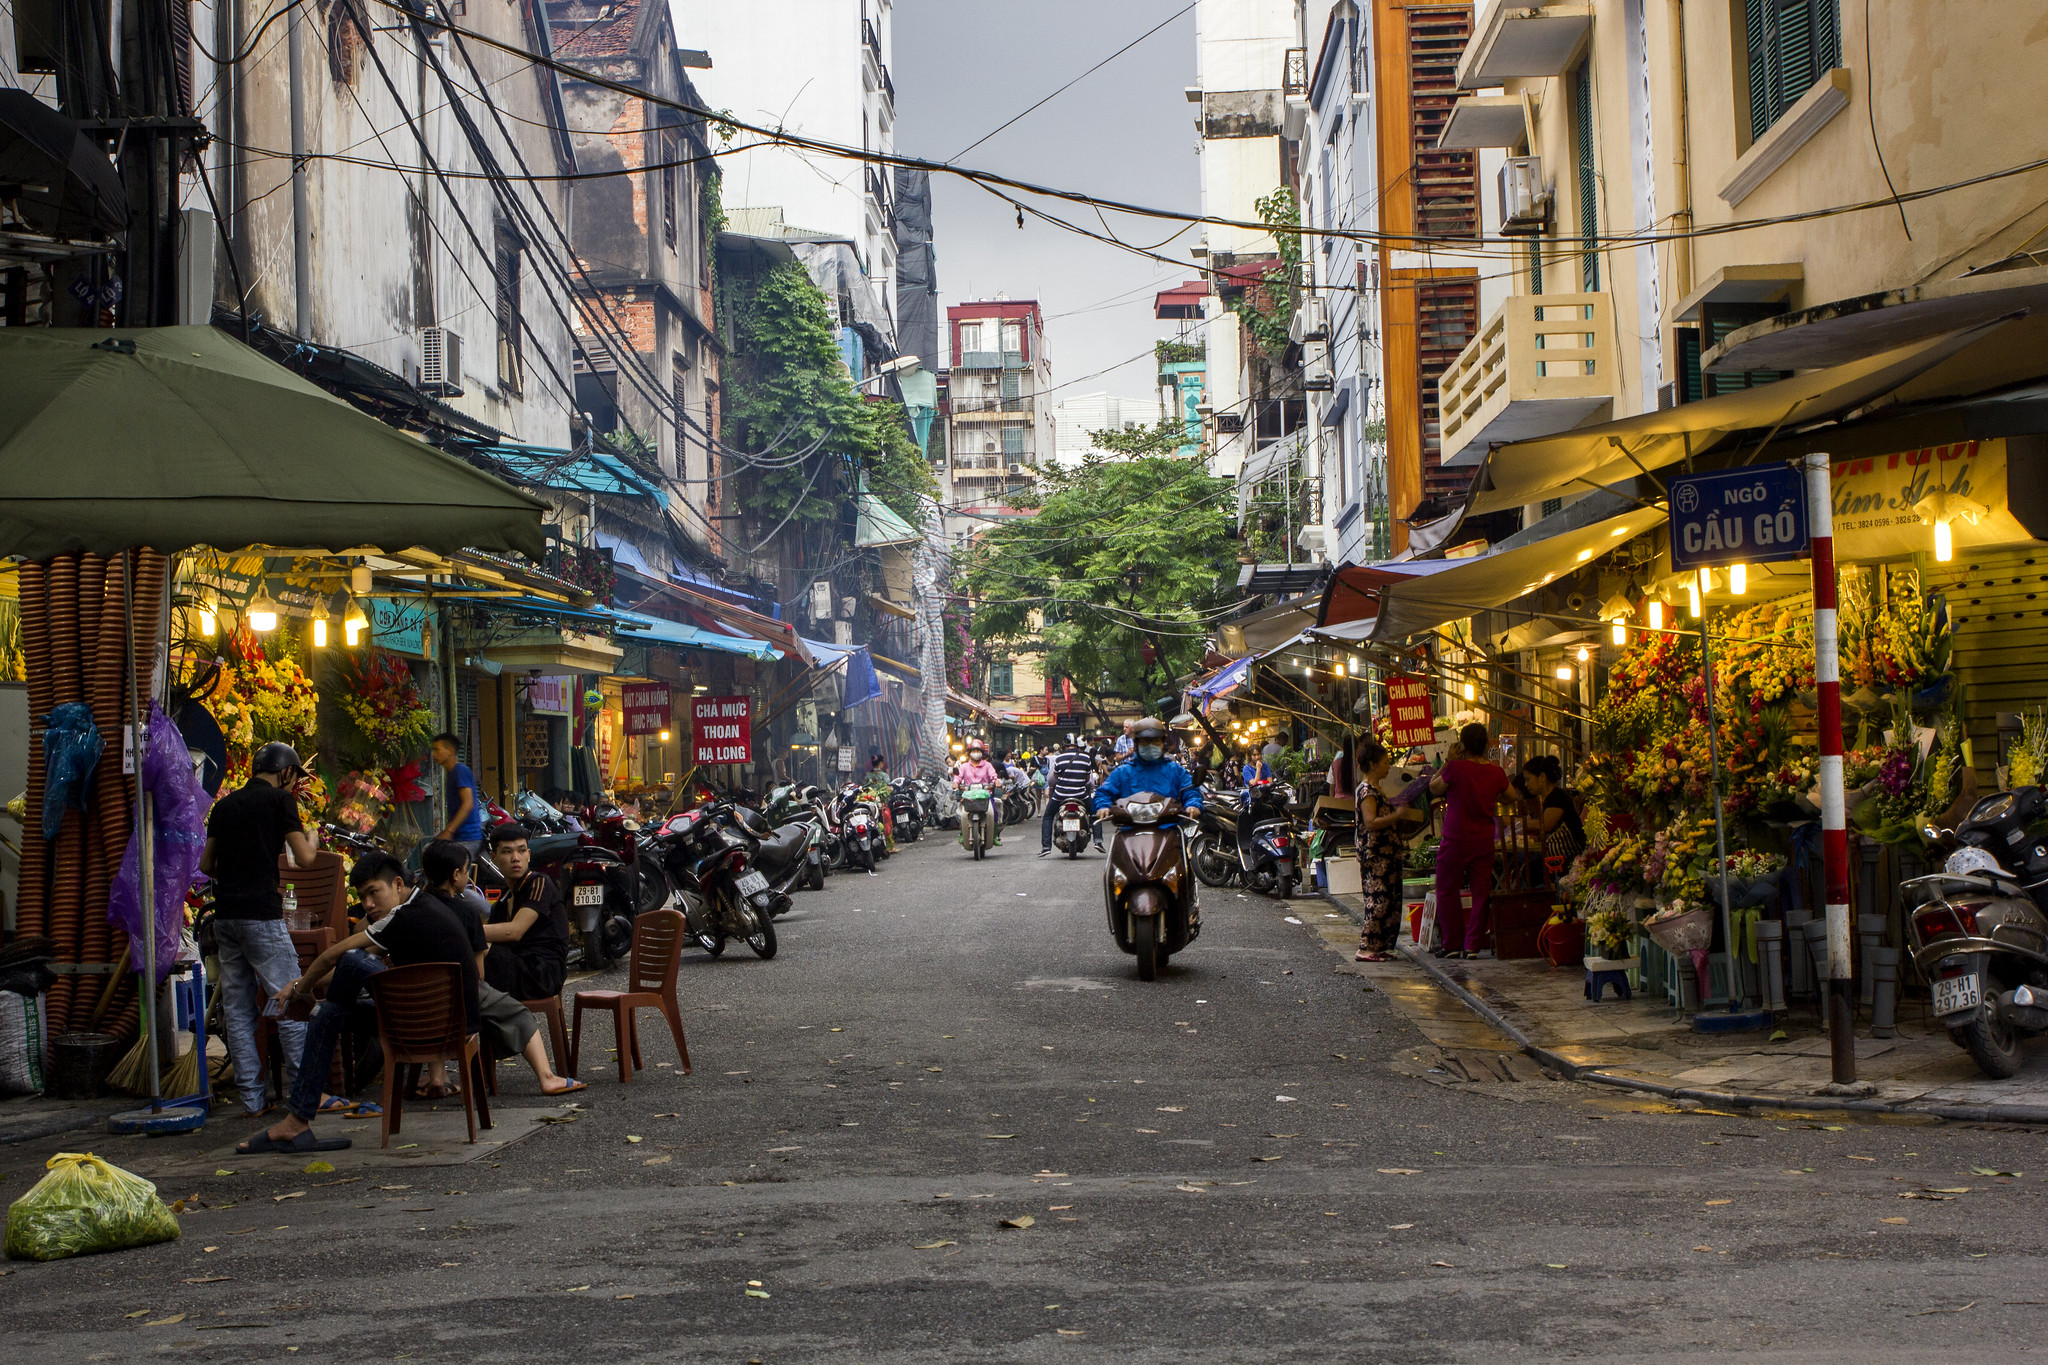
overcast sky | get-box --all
[892,0,1201,410]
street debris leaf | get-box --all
[1378,1168,1423,1175]
[1546,1264,1568,1269]
[1251,1156,1283,1163]
[1900,1191,1951,1201]
[1880,1217,1909,1225]
[1931,1187,1973,1194]
[302,1161,334,1175]
[913,1241,956,1249]
[564,1285,591,1293]
[1909,1302,1976,1316]
[767,1146,802,1153]
[642,1156,672,1166]
[1769,1030,1789,1041]
[1176,1183,1208,1194]
[1705,1199,1732,1206]
[1001,1215,1037,1229]
[1275,1095,1299,1103]
[272,1192,304,1202]
[1971,1166,2021,1177]
[182,1276,231,1284]
[1847,1155,1877,1162]
[125,1310,151,1318]
[626,1136,643,1144]
[1156,1106,1186,1113]
[1431,1261,1456,1268]
[1056,1328,1086,1336]
[615,1294,635,1300]
[1387,1224,1414,1230]
[214,1169,235,1177]
[984,1134,1017,1140]
[146,1314,186,1326]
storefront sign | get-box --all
[1383,674,1437,747]
[366,596,431,657]
[622,682,671,737]
[1830,439,2028,561]
[692,695,753,765]
[1667,464,1808,572]
[523,675,570,715]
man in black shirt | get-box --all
[1041,738,1098,857]
[482,823,569,999]
[237,843,585,1155]
[200,742,321,1116]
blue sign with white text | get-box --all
[1666,464,1809,572]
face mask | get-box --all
[1137,743,1164,762]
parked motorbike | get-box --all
[1052,795,1092,858]
[835,781,885,872]
[890,780,926,843]
[652,803,778,959]
[732,796,824,909]
[1189,780,1299,897]
[1907,787,2048,1076]
[1101,791,1199,980]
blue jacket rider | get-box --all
[1093,719,1204,814]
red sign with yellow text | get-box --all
[692,695,753,765]
[1383,674,1436,748]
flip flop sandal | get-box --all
[549,1078,588,1096]
[343,1102,384,1119]
[317,1095,354,1113]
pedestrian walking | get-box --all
[430,732,486,856]
[1429,723,1510,958]
[199,741,320,1116]
[1351,740,1405,961]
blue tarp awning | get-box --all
[482,444,664,500]
[1187,655,1252,702]
[604,606,782,660]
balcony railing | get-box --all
[949,396,1034,415]
[1283,47,1309,99]
[1436,292,1617,469]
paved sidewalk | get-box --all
[1310,890,2048,1122]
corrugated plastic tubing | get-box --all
[44,552,83,1034]
[86,551,135,1035]
[103,549,168,1040]
[15,558,49,940]
[77,552,113,985]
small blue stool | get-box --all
[1585,966,1633,1002]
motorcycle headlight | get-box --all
[1127,801,1163,825]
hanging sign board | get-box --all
[1666,464,1809,572]
[1383,673,1437,748]
[622,682,671,737]
[366,596,432,657]
[523,675,571,715]
[1830,439,2029,561]
[692,695,753,765]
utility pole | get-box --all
[1804,452,1857,1084]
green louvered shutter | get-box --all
[1573,62,1598,292]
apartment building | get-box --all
[1049,392,1164,465]
[942,299,1053,541]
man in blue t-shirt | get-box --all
[431,732,486,853]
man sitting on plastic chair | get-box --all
[236,844,584,1155]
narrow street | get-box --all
[9,839,2045,1361]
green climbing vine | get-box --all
[1227,187,1301,358]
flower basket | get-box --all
[1538,916,1585,968]
[1643,902,1713,955]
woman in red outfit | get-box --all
[1429,722,1509,958]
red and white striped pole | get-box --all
[1803,452,1857,1083]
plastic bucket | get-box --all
[48,1031,120,1099]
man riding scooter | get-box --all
[955,742,1005,848]
[1093,718,1203,828]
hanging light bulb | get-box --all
[1462,682,1476,702]
[344,597,369,646]
[1934,518,1954,562]
[659,728,673,743]
[247,588,279,633]
[1611,617,1626,646]
[1332,660,1345,677]
[1687,578,1702,619]
[1348,655,1361,674]
[1648,599,1664,631]
[312,613,328,648]
[198,599,217,637]
[1729,562,1747,595]
[1576,645,1590,663]
[350,563,373,595]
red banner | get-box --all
[1383,674,1437,748]
[622,682,671,737]
[692,695,753,765]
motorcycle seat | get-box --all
[525,831,582,861]
[758,823,809,866]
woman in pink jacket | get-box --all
[954,743,1004,846]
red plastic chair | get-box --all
[368,963,492,1146]
[570,909,690,1083]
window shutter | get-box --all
[1572,62,1598,292]
[1001,426,1025,456]
[999,370,1021,402]
[1773,0,1814,121]
[1673,327,1703,404]
[1745,0,1772,142]
[1407,6,1478,240]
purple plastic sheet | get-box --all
[109,704,212,981]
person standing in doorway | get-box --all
[1429,723,1510,959]
[431,732,486,856]
[200,741,321,1116]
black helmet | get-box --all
[252,741,305,776]
[1131,717,1169,744]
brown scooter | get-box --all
[1100,792,1200,980]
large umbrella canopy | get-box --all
[0,90,129,242]
[0,326,549,560]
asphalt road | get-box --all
[8,832,2048,1362]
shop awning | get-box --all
[1361,506,1667,642]
[1463,322,2008,516]
[1187,655,1253,702]
[619,567,812,665]
[606,606,781,659]
[480,444,664,500]
[855,493,920,548]
[1217,597,1322,656]
[0,325,548,560]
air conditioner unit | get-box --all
[1005,462,1025,475]
[1303,362,1335,393]
[419,327,463,396]
[1499,156,1551,235]
[1289,293,1329,345]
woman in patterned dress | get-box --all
[1353,740,1405,960]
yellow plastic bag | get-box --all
[4,1152,181,1261]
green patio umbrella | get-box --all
[0,325,548,560]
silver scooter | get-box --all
[1906,787,2048,1077]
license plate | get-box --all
[736,870,769,897]
[1933,973,1981,1017]
[573,883,603,907]
[1062,820,1081,831]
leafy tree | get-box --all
[963,427,1234,724]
